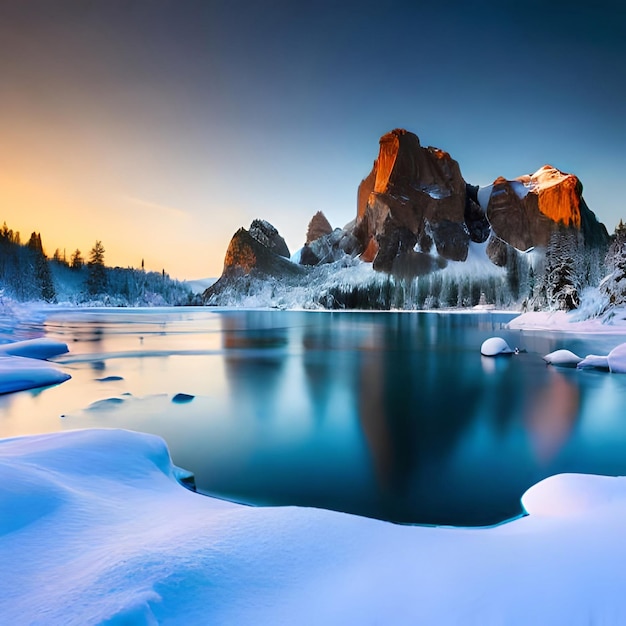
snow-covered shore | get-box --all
[2,428,626,625]
[508,309,626,333]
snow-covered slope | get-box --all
[3,428,626,625]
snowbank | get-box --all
[0,337,68,359]
[2,428,626,625]
[0,338,70,394]
[508,310,626,333]
[0,356,70,394]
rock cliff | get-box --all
[353,129,470,274]
[203,222,305,303]
[484,165,608,254]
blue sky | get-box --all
[0,0,624,278]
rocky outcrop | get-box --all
[300,228,360,266]
[249,219,290,258]
[300,211,360,266]
[220,227,301,279]
[203,222,304,303]
[353,129,471,275]
[485,166,608,254]
[305,211,333,245]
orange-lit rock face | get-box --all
[306,211,333,245]
[354,129,469,272]
[373,131,402,193]
[487,165,584,251]
[529,165,581,228]
[223,231,257,274]
[360,237,379,262]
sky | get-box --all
[0,0,624,279]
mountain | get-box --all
[481,165,609,261]
[353,128,472,273]
[204,129,611,310]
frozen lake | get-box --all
[3,307,626,526]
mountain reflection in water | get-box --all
[2,308,626,527]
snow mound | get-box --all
[522,474,624,517]
[4,429,626,624]
[608,343,626,374]
[480,337,514,356]
[577,355,610,370]
[0,337,68,359]
[0,355,70,394]
[543,349,583,367]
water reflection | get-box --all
[525,370,579,463]
[3,308,626,526]
[221,313,289,421]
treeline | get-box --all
[0,222,193,306]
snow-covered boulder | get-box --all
[608,343,626,374]
[543,349,583,367]
[480,337,514,356]
[0,338,68,360]
[577,354,610,370]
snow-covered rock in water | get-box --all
[0,355,70,393]
[577,354,610,370]
[480,337,514,356]
[0,338,68,360]
[543,349,583,366]
[608,343,626,374]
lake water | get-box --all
[2,307,626,527]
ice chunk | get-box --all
[608,343,626,373]
[0,338,69,360]
[543,349,582,367]
[0,355,70,394]
[577,355,610,370]
[480,337,514,356]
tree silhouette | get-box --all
[87,240,107,295]
[70,249,84,270]
[26,232,56,302]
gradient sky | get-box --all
[1,0,624,279]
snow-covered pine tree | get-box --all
[538,226,584,311]
[598,221,626,312]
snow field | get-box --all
[2,428,626,625]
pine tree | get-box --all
[52,248,64,263]
[540,227,584,311]
[599,222,626,312]
[70,249,84,270]
[35,252,56,302]
[87,241,107,295]
[26,232,55,302]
